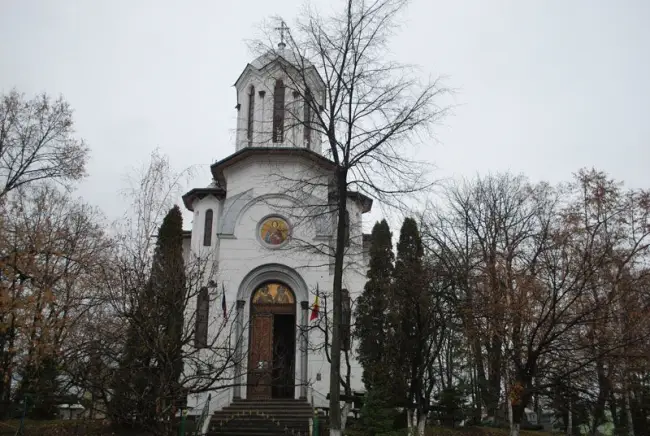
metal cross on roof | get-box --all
[275,20,289,49]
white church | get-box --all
[180,36,372,418]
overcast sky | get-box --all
[1,0,649,229]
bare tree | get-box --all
[307,286,357,431]
[61,151,245,435]
[0,183,111,418]
[423,171,650,436]
[249,2,448,433]
[0,90,89,199]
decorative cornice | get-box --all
[181,186,227,211]
[347,190,373,213]
[210,147,336,187]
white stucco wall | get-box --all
[183,153,368,413]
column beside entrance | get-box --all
[300,301,309,399]
[233,299,246,399]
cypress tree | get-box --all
[110,205,186,430]
[392,217,429,416]
[355,220,394,390]
[149,205,186,419]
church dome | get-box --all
[250,47,313,71]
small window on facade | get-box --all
[247,86,255,145]
[203,209,213,246]
[272,79,285,143]
[303,90,312,147]
[195,286,209,348]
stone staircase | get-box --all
[207,399,313,436]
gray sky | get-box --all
[1,0,649,228]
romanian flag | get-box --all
[310,291,320,321]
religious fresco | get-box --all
[252,283,295,305]
[259,216,290,246]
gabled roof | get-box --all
[347,191,373,214]
[208,147,373,213]
[210,147,336,187]
[234,49,325,91]
[181,184,226,211]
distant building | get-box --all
[56,403,85,420]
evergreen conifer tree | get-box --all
[359,383,398,436]
[110,205,187,431]
[150,205,186,419]
[391,218,428,419]
[355,220,394,390]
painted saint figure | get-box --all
[275,285,293,304]
[260,217,288,246]
[253,285,274,304]
[264,220,283,244]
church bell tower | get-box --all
[233,24,325,154]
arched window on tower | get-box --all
[272,79,285,143]
[247,86,255,146]
[203,209,213,246]
[303,90,312,148]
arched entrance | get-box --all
[247,282,296,400]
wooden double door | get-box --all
[247,304,296,400]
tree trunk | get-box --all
[511,403,525,436]
[510,422,520,436]
[486,337,502,416]
[609,392,619,429]
[508,399,513,433]
[473,340,490,417]
[567,396,572,436]
[340,401,352,431]
[511,391,531,436]
[624,389,635,436]
[591,359,610,436]
[407,408,417,433]
[417,410,427,436]
[329,169,348,436]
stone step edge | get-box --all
[210,411,308,436]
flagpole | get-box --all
[221,283,228,322]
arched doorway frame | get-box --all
[249,282,296,399]
[233,264,309,400]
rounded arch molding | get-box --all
[236,263,309,304]
[235,193,303,230]
[220,190,320,238]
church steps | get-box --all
[207,399,312,436]
[230,399,312,405]
[209,433,293,436]
[228,403,312,409]
[221,406,313,414]
[210,417,309,429]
